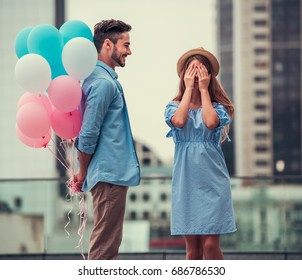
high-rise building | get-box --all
[217,0,301,177]
[271,0,301,177]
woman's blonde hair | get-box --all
[173,55,234,142]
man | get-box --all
[74,19,140,260]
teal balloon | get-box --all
[59,20,93,44]
[51,58,68,80]
[14,26,33,58]
[27,24,63,66]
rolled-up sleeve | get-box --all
[214,103,231,128]
[164,102,179,128]
[76,78,116,154]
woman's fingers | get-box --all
[197,65,206,75]
[186,64,196,76]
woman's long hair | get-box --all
[173,54,234,142]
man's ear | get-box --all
[104,38,112,49]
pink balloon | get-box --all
[16,125,51,148]
[16,102,51,138]
[17,92,52,115]
[48,75,82,112]
[50,109,82,139]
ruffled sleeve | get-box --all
[213,103,232,142]
[214,103,231,128]
[164,102,179,128]
[164,102,180,138]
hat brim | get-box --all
[176,48,220,77]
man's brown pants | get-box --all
[88,182,128,260]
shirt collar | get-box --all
[96,60,118,79]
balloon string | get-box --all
[49,137,70,169]
[64,206,73,238]
[69,140,76,176]
[47,145,70,170]
[64,189,75,238]
[75,193,88,260]
[47,136,87,259]
[64,182,87,259]
[63,139,76,178]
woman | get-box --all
[164,47,236,260]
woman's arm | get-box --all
[171,64,195,128]
[197,65,219,129]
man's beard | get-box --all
[111,46,125,67]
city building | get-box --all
[217,0,302,177]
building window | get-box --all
[160,193,167,201]
[255,132,268,140]
[142,145,150,152]
[275,160,285,173]
[255,118,268,124]
[254,34,268,40]
[143,211,150,220]
[255,103,267,111]
[129,193,137,202]
[254,19,267,27]
[254,5,267,12]
[254,76,267,82]
[130,211,137,220]
[142,193,150,201]
[143,158,151,166]
[14,197,22,208]
[255,146,268,152]
[255,90,267,97]
[161,211,167,220]
[274,62,283,72]
[255,61,268,68]
[256,160,268,166]
[254,48,267,55]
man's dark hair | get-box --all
[94,19,132,52]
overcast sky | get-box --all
[66,0,217,164]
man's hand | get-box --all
[70,171,86,193]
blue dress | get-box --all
[165,101,237,235]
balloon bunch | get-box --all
[14,20,97,258]
[14,20,97,151]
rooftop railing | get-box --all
[0,175,302,259]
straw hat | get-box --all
[176,47,220,77]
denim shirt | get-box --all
[75,60,140,192]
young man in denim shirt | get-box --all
[74,19,140,260]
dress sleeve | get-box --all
[164,102,179,128]
[214,103,231,128]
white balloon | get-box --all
[15,54,52,93]
[62,37,97,80]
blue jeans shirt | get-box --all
[76,60,140,192]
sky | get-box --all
[66,0,217,164]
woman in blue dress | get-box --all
[165,47,236,260]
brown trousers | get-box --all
[88,182,128,260]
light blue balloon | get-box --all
[59,20,93,44]
[14,26,33,58]
[51,58,68,80]
[27,24,64,66]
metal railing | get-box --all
[0,175,302,258]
